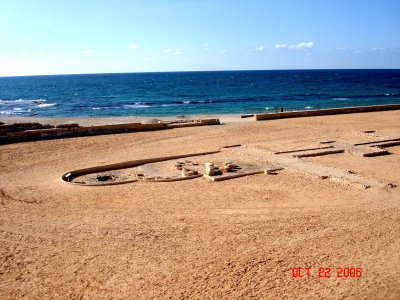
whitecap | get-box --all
[32,99,47,104]
[333,97,350,101]
[37,103,56,108]
[12,108,33,113]
[15,99,33,103]
[0,110,16,115]
[0,98,47,105]
[124,104,151,108]
[160,104,179,107]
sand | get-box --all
[1,111,400,299]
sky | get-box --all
[0,0,400,76]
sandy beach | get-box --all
[1,110,400,299]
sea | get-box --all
[0,69,399,117]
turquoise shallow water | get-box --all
[0,69,399,117]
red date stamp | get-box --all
[291,267,362,278]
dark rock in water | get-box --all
[96,175,112,182]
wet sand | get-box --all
[1,110,399,299]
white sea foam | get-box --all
[333,98,350,101]
[0,110,16,115]
[160,104,179,107]
[32,99,47,103]
[37,103,56,108]
[124,103,151,108]
[0,99,47,105]
[13,108,33,113]
[0,98,46,104]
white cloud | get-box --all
[128,44,140,49]
[82,50,94,55]
[289,42,315,49]
[275,42,315,50]
[275,44,288,49]
[163,48,183,55]
[203,43,209,51]
[299,41,314,49]
[254,46,265,52]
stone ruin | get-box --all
[62,130,399,189]
[0,119,220,144]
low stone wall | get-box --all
[0,119,220,144]
[82,122,167,132]
[168,119,220,128]
[0,122,53,134]
[200,119,220,125]
[255,104,400,121]
[62,150,220,186]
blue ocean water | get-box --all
[0,70,399,117]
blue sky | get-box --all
[0,0,399,76]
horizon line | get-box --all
[1,67,400,78]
